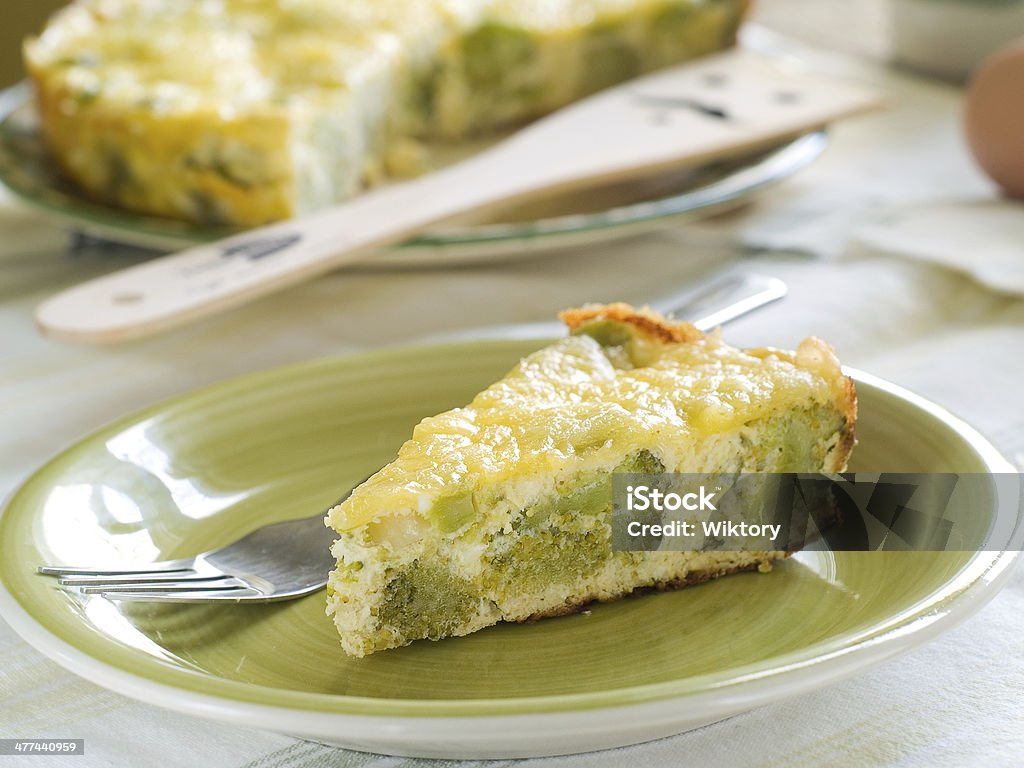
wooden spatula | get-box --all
[36,49,881,344]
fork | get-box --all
[38,272,786,603]
[39,515,339,603]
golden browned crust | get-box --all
[805,362,856,474]
[559,303,703,345]
[834,376,858,470]
[519,557,778,623]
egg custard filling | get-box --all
[325,304,857,657]
[25,0,750,226]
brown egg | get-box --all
[965,38,1024,198]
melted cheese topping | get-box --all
[328,329,848,533]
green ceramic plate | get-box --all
[0,82,826,267]
[0,338,1019,759]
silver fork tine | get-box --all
[38,559,194,577]
[76,576,249,595]
[95,587,265,602]
[58,570,216,587]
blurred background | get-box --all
[4,1,1024,767]
[8,0,1022,86]
[5,0,859,85]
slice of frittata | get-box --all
[24,0,750,226]
[325,304,856,657]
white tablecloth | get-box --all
[2,24,1024,768]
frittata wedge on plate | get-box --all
[325,305,857,657]
[25,0,750,226]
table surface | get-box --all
[2,11,1024,768]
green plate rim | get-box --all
[0,339,1019,720]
